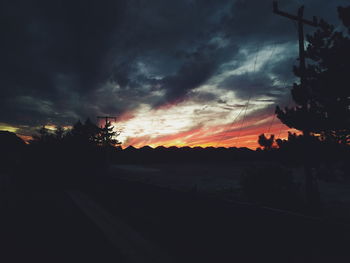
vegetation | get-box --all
[276,11,350,144]
[253,8,350,212]
[16,118,121,188]
[97,121,121,148]
[31,118,121,148]
[258,134,275,151]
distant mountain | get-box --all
[112,144,257,164]
[139,145,153,151]
[124,145,137,151]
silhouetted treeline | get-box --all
[111,146,257,164]
[258,132,350,164]
[1,119,349,192]
[108,138,349,168]
[4,118,120,189]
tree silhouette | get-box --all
[258,133,275,151]
[276,10,350,144]
[276,132,300,149]
[274,7,350,211]
[339,6,350,32]
[31,125,52,144]
[70,118,100,145]
[97,121,121,147]
[54,125,65,141]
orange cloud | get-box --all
[122,113,299,149]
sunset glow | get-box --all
[111,99,298,149]
[3,0,330,150]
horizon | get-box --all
[9,118,299,150]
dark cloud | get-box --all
[0,0,348,133]
[219,71,282,100]
[0,0,128,125]
[159,41,238,104]
[220,0,349,42]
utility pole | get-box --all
[273,1,318,102]
[273,1,320,211]
[96,116,117,128]
[96,116,118,168]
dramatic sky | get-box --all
[1,0,348,148]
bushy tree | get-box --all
[70,118,101,144]
[258,133,275,150]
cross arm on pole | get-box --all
[97,116,117,126]
[273,1,319,27]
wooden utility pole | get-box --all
[96,116,118,168]
[273,1,320,210]
[97,116,117,127]
[273,1,318,100]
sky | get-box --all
[0,0,348,148]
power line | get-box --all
[267,112,276,135]
[215,43,261,148]
[215,1,313,148]
[276,88,293,140]
[265,78,289,136]
[234,43,261,147]
[215,41,280,147]
[214,105,245,147]
[213,42,262,147]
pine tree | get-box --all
[274,7,350,211]
[97,121,121,147]
[276,9,350,145]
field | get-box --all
[1,161,350,262]
[109,162,350,221]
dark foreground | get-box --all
[1,168,350,263]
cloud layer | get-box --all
[1,0,348,147]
